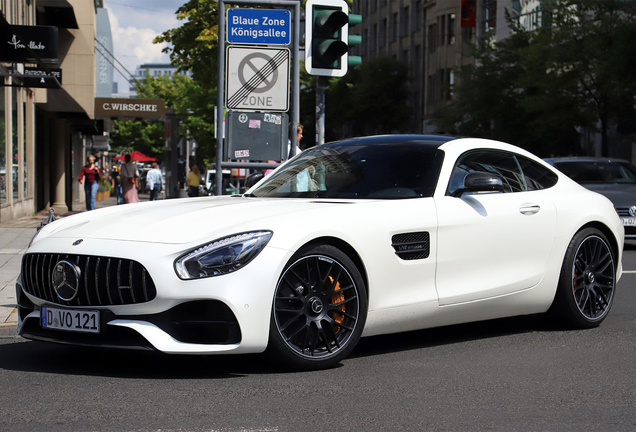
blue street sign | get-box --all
[227,9,291,45]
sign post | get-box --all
[217,0,301,195]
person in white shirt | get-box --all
[146,162,163,201]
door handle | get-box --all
[519,204,540,215]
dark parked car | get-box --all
[545,157,636,239]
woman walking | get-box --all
[120,154,140,204]
[77,155,100,211]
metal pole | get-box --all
[316,76,326,145]
[289,0,300,159]
[216,0,226,196]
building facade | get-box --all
[1,0,101,222]
[350,0,528,133]
[0,0,37,222]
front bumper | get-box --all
[16,239,292,355]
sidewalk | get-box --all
[0,193,127,328]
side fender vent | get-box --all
[391,232,430,260]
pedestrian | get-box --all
[286,123,317,192]
[186,165,202,197]
[120,154,140,203]
[146,162,163,201]
[287,123,304,159]
[77,155,101,211]
[110,165,123,204]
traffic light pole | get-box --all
[316,76,326,145]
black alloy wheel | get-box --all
[268,244,367,370]
[552,228,616,328]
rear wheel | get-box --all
[268,244,367,370]
[551,228,616,328]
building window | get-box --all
[372,23,377,51]
[440,15,446,46]
[381,18,387,47]
[462,26,474,42]
[483,0,497,33]
[1,84,6,204]
[401,6,409,37]
[448,14,455,45]
[363,28,369,55]
[428,24,437,53]
[427,74,436,107]
[11,87,19,201]
[392,12,398,42]
[414,1,422,31]
[414,45,421,78]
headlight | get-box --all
[174,231,273,280]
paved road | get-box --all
[0,248,634,431]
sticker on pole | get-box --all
[225,46,290,112]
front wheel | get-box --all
[268,244,367,370]
[551,228,616,328]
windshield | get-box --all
[249,142,444,199]
[554,161,636,184]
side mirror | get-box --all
[452,172,504,197]
[245,172,264,189]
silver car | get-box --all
[545,157,636,239]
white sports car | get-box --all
[17,135,623,370]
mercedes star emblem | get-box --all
[51,260,81,302]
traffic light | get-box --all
[305,0,362,77]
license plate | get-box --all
[41,307,100,334]
[623,217,636,226]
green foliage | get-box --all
[110,119,165,162]
[325,57,411,140]
[153,0,221,86]
[437,0,636,157]
[135,73,216,168]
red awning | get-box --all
[113,151,156,162]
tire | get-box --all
[267,244,367,370]
[551,227,616,329]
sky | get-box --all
[103,0,187,95]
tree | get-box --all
[324,57,411,142]
[153,0,221,168]
[110,119,164,162]
[154,0,221,86]
[437,0,636,157]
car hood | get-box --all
[582,183,636,208]
[38,197,348,245]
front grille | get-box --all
[391,232,430,260]
[616,207,634,217]
[21,253,157,307]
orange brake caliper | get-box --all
[329,276,345,333]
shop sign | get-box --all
[9,66,62,88]
[0,25,59,63]
[95,98,166,119]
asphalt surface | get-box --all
[0,245,634,431]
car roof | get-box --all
[545,156,631,164]
[325,134,457,149]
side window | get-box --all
[447,150,524,195]
[516,155,558,190]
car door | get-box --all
[434,149,558,306]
